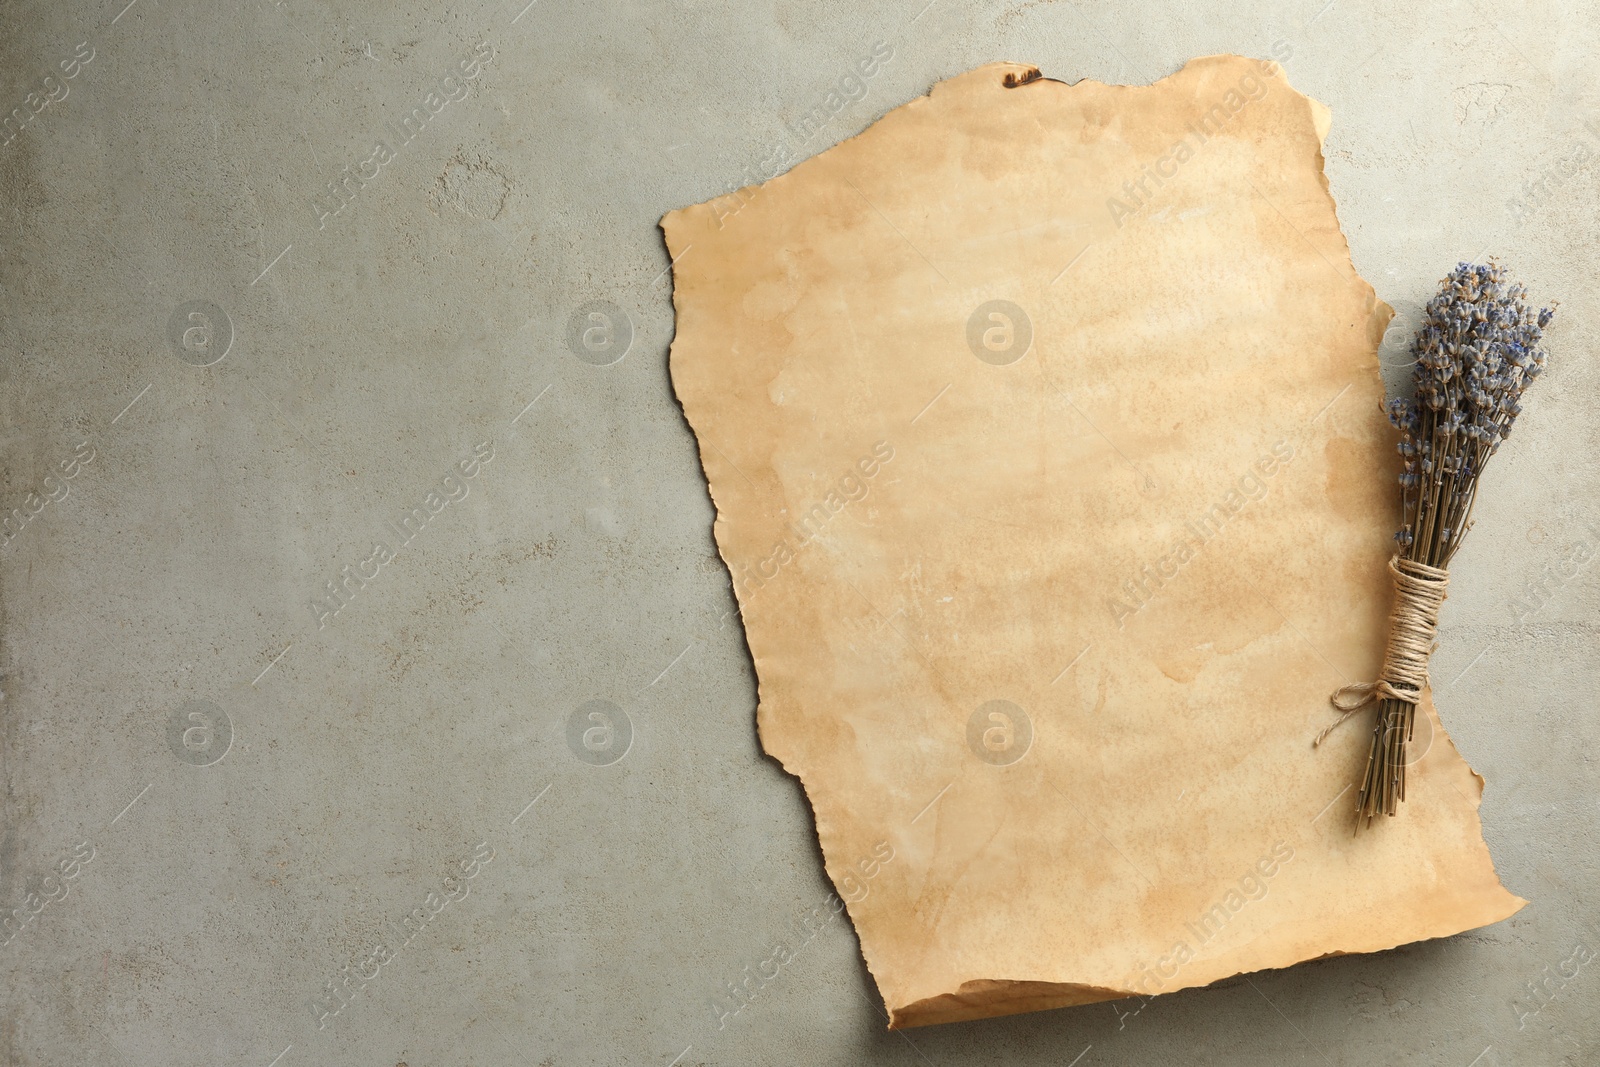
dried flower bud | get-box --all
[1387,260,1552,559]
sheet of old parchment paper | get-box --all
[662,56,1524,1028]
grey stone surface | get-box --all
[0,1,1594,1064]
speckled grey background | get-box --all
[1,1,1595,1064]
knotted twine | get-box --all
[1314,555,1450,747]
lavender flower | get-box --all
[1355,261,1553,824]
[1390,261,1553,565]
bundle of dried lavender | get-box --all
[1323,261,1554,825]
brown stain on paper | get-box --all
[663,57,1524,1029]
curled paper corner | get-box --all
[1309,94,1334,143]
[891,979,1139,1030]
[665,54,1526,1030]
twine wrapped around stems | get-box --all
[1315,556,1449,748]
